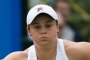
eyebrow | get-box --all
[46,20,54,23]
[30,22,38,25]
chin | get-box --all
[38,42,50,47]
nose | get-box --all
[39,27,47,34]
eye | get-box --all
[34,25,40,29]
[45,24,51,28]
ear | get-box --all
[26,27,32,36]
[57,25,59,33]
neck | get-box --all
[35,40,57,60]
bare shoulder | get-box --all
[64,40,90,60]
[3,49,28,60]
[77,41,90,60]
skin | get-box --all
[3,14,90,60]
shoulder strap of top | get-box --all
[56,38,68,60]
[28,45,37,60]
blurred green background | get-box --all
[69,0,90,41]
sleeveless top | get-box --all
[28,39,68,60]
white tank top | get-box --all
[28,39,68,60]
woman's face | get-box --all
[28,14,59,47]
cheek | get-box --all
[30,30,38,37]
[30,30,39,43]
[48,26,58,37]
[28,28,38,38]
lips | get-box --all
[39,37,48,41]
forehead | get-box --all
[31,13,55,24]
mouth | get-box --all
[39,37,48,41]
[39,37,50,45]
